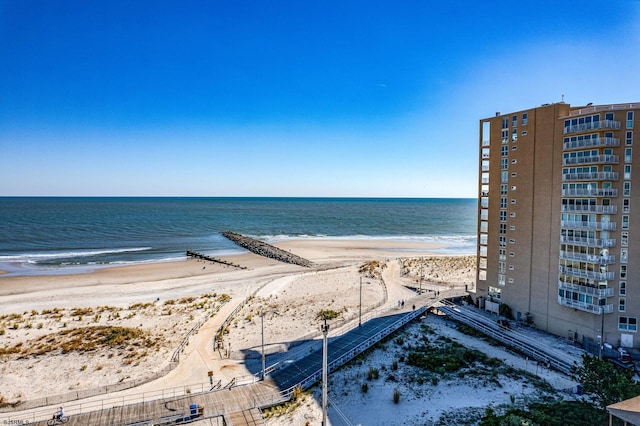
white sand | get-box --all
[0,239,579,425]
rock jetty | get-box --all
[221,231,314,268]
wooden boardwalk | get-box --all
[25,290,466,426]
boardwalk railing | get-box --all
[438,300,579,375]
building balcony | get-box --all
[560,235,616,248]
[564,119,621,135]
[562,154,619,166]
[562,188,618,197]
[562,172,619,181]
[563,137,620,151]
[559,251,616,265]
[559,265,615,281]
[561,204,618,214]
[557,297,614,314]
[558,280,615,297]
[561,220,617,231]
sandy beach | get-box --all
[0,237,579,426]
[0,239,474,405]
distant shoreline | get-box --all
[0,237,475,278]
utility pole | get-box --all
[419,257,424,294]
[261,312,265,379]
[321,318,330,426]
[359,276,362,327]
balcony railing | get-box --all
[562,188,618,197]
[561,220,617,231]
[564,119,620,134]
[559,235,616,248]
[558,280,615,297]
[563,137,620,151]
[568,103,640,117]
[562,172,619,181]
[559,265,614,281]
[557,297,613,314]
[559,251,616,265]
[562,154,619,166]
[561,204,618,214]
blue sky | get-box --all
[1,1,639,197]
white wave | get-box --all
[0,247,153,262]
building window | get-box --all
[606,112,615,121]
[509,252,515,257]
[499,236,506,247]
[500,184,508,195]
[499,248,506,261]
[500,211,507,222]
[521,130,527,136]
[623,198,630,213]
[502,129,509,143]
[522,113,528,125]
[621,248,628,263]
[512,128,517,142]
[511,199,517,204]
[501,171,509,183]
[620,298,626,312]
[489,286,501,298]
[627,111,634,129]
[509,239,515,244]
[620,281,627,296]
[498,262,506,273]
[498,274,505,286]
[622,215,629,229]
[508,265,515,271]
[512,115,518,127]
[511,173,517,178]
[627,131,633,145]
[622,231,629,247]
[511,159,517,164]
[500,223,507,234]
[502,117,509,129]
[511,186,517,191]
[624,182,631,196]
[625,148,632,162]
[620,265,627,280]
[619,317,637,332]
[501,145,509,156]
[509,225,516,231]
[512,145,518,151]
[500,197,507,208]
[501,158,509,170]
[510,212,516,218]
[508,278,514,284]
[624,165,631,179]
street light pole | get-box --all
[359,276,362,327]
[419,257,423,294]
[321,318,330,426]
[261,312,265,380]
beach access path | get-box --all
[5,257,421,422]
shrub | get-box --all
[361,383,369,393]
[393,388,401,404]
[367,367,380,381]
[316,309,339,321]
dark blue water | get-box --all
[0,197,477,276]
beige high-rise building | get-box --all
[476,101,639,352]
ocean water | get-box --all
[0,197,477,276]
